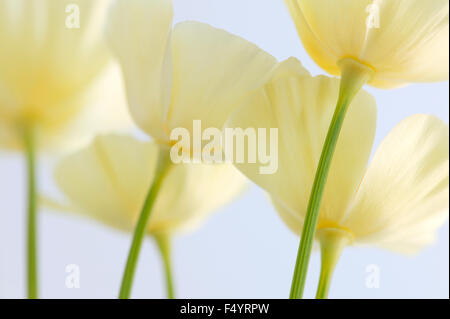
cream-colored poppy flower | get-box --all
[285,0,449,88]
[51,134,247,236]
[0,0,131,151]
[106,0,277,147]
[226,58,449,255]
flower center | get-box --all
[317,220,355,244]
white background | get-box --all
[0,0,448,299]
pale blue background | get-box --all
[0,0,448,299]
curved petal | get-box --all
[166,22,277,142]
[271,196,321,250]
[0,0,112,117]
[0,62,133,152]
[0,0,117,150]
[285,0,372,77]
[225,58,377,232]
[285,0,449,88]
[54,135,159,232]
[342,115,449,254]
[361,0,449,84]
[54,135,247,235]
[106,0,173,142]
[150,162,247,235]
[44,62,134,153]
[271,196,304,235]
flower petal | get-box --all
[225,58,377,232]
[0,0,126,151]
[106,0,173,142]
[285,0,449,88]
[166,22,277,140]
[54,135,159,231]
[45,63,134,153]
[54,135,247,234]
[150,162,247,234]
[361,0,449,84]
[0,0,112,110]
[285,0,372,77]
[342,115,449,254]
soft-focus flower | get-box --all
[0,0,131,151]
[106,0,275,298]
[226,58,449,254]
[50,134,246,236]
[106,0,277,149]
[285,0,449,88]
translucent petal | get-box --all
[285,0,372,77]
[166,22,277,141]
[0,0,119,150]
[342,115,449,254]
[361,0,449,84]
[54,135,247,234]
[226,58,377,231]
[0,0,111,115]
[106,0,173,142]
[285,0,449,88]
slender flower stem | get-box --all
[119,148,172,299]
[315,229,351,299]
[24,126,38,299]
[289,58,374,299]
[155,234,175,299]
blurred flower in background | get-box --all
[51,135,246,236]
[0,0,131,151]
[0,0,132,299]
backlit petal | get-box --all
[285,0,449,88]
[54,135,247,234]
[361,0,449,84]
[225,58,377,232]
[54,135,159,231]
[285,0,372,77]
[0,0,124,150]
[106,0,173,142]
[150,161,247,234]
[342,115,449,254]
[166,22,277,142]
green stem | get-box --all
[155,234,175,299]
[289,58,374,299]
[315,229,351,299]
[24,126,38,299]
[119,148,172,299]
